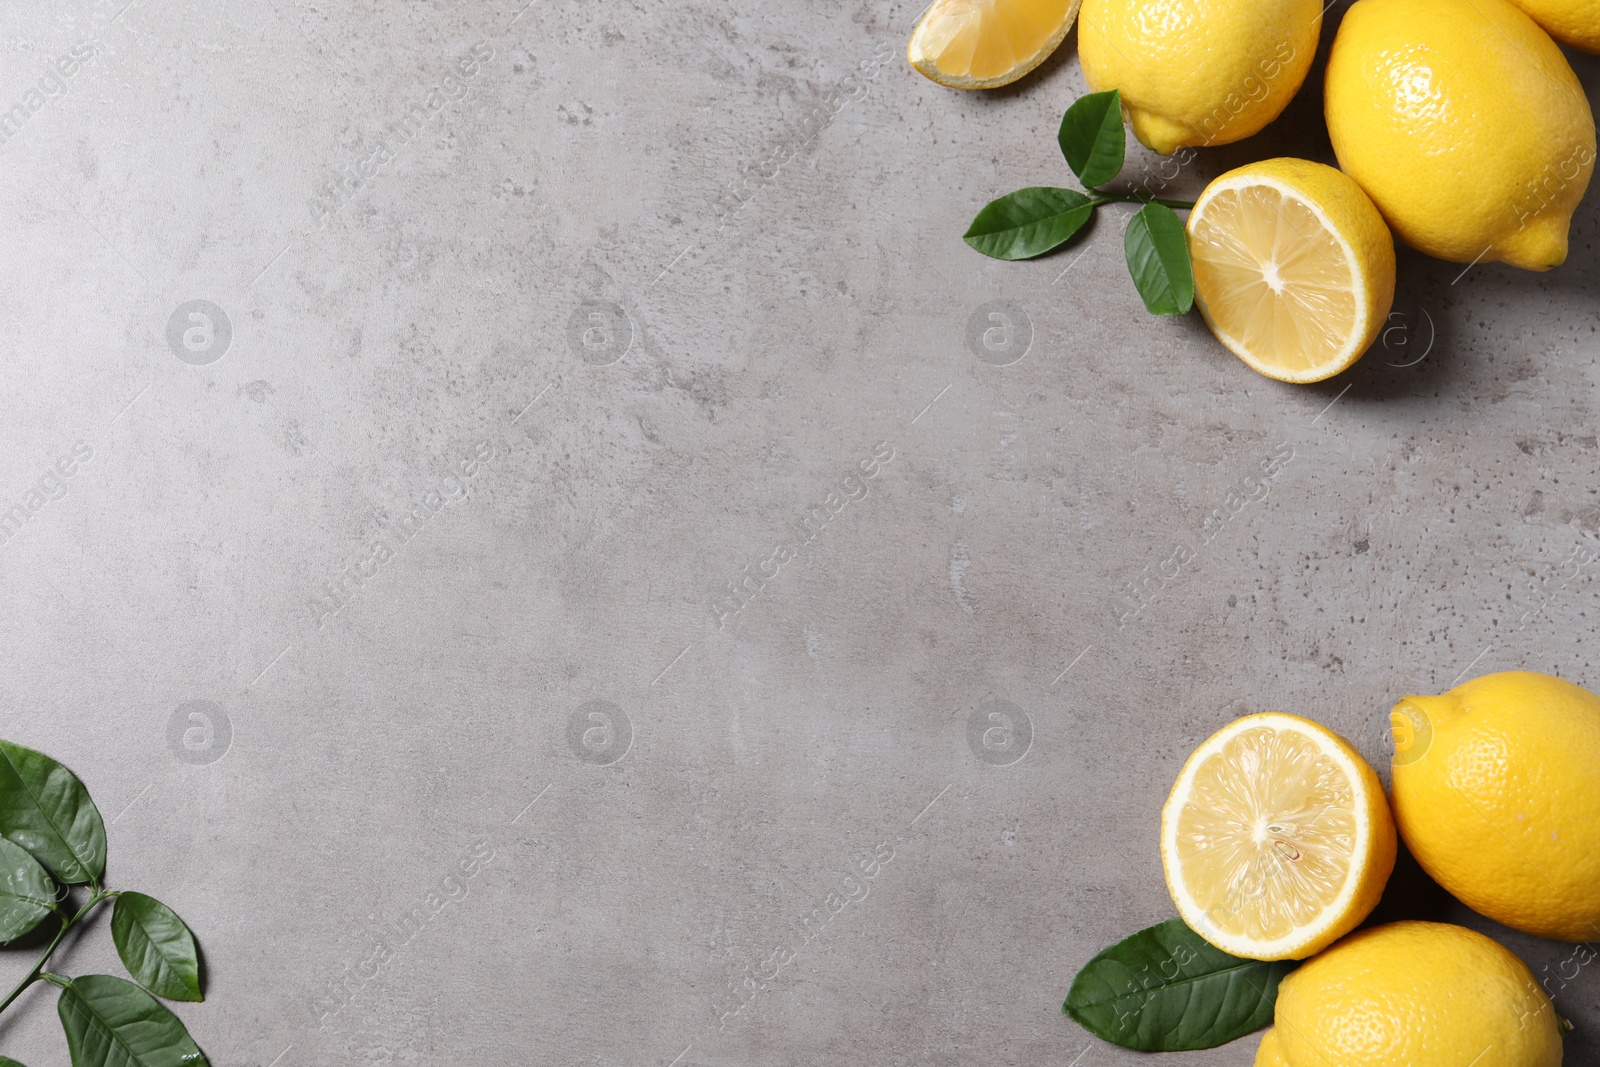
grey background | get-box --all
[1,1,1598,1064]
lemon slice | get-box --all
[1161,712,1396,961]
[908,0,1083,90]
[1187,158,1396,383]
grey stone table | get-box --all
[1,1,1597,1064]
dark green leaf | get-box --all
[0,837,56,942]
[1124,203,1194,315]
[56,975,208,1067]
[964,188,1094,260]
[1064,918,1295,1051]
[0,1055,29,1066]
[112,894,202,1002]
[1058,90,1125,188]
[0,740,105,885]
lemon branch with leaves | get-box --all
[0,741,208,1067]
[964,90,1197,316]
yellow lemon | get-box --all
[1507,0,1600,52]
[1270,922,1563,1066]
[1325,0,1595,270]
[1160,713,1396,961]
[907,0,1082,90]
[1253,1028,1289,1066]
[1390,670,1600,942]
[1187,158,1396,383]
[1077,0,1321,154]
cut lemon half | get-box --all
[1160,712,1396,961]
[1187,158,1396,383]
[908,0,1082,90]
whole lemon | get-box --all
[1264,922,1562,1066]
[1390,670,1600,941]
[1325,0,1595,270]
[1078,0,1321,155]
[1253,1028,1288,1066]
[1506,0,1600,52]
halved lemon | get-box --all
[1160,712,1396,961]
[1187,158,1396,383]
[907,0,1083,90]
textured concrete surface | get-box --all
[1,1,1599,1064]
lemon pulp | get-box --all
[1162,712,1394,959]
[1190,186,1357,378]
[1175,724,1358,942]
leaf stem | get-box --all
[0,891,110,1015]
[1087,192,1197,210]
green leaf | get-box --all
[56,974,208,1067]
[1124,203,1194,315]
[0,837,56,942]
[1058,90,1126,188]
[111,893,202,1002]
[0,741,105,885]
[964,187,1094,260]
[1064,918,1295,1051]
[0,1056,30,1066]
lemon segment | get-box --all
[908,0,1082,90]
[1187,158,1395,383]
[1160,712,1396,961]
